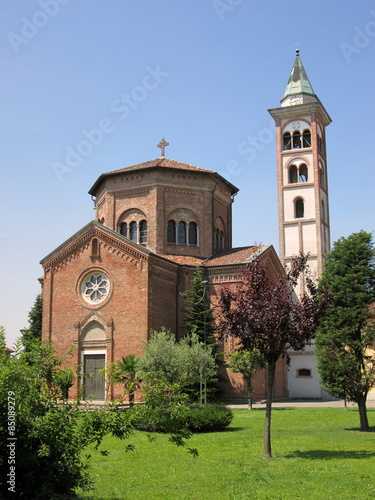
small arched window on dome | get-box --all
[302,130,311,148]
[177,221,186,244]
[283,132,292,150]
[129,221,137,242]
[188,222,198,245]
[120,222,128,238]
[295,198,304,218]
[139,220,147,244]
[167,220,176,243]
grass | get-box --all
[76,407,375,500]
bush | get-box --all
[130,403,233,433]
[185,404,233,433]
[0,340,132,499]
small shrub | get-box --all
[185,404,233,432]
[130,403,233,433]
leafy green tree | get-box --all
[316,231,375,431]
[184,267,215,344]
[21,294,43,350]
[108,354,141,406]
[0,338,133,499]
[218,254,325,458]
[226,349,266,409]
[138,328,217,402]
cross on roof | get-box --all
[157,138,169,157]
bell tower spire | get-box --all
[269,50,332,288]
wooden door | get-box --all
[84,354,105,400]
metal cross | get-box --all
[157,138,169,157]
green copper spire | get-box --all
[283,50,315,98]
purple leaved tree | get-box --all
[218,253,326,458]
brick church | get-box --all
[40,51,331,401]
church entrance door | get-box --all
[83,354,105,400]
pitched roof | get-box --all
[108,158,215,175]
[88,157,238,196]
[159,246,271,267]
[283,50,315,98]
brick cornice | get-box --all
[41,222,148,273]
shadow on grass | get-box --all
[285,450,375,460]
[344,426,375,433]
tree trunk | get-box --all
[246,375,252,410]
[264,358,276,458]
[357,393,369,431]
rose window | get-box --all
[81,272,110,304]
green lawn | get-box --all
[76,407,375,500]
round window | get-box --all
[81,272,110,304]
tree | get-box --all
[0,338,133,499]
[315,231,375,431]
[21,294,42,350]
[226,349,266,409]
[108,354,141,406]
[184,267,215,344]
[218,254,324,457]
[138,328,217,402]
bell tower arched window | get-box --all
[289,164,308,184]
[295,198,304,218]
[302,130,311,148]
[299,164,308,182]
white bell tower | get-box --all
[269,50,331,296]
[269,51,332,398]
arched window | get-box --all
[220,231,224,249]
[188,222,197,245]
[289,165,298,183]
[295,199,304,218]
[319,167,325,188]
[177,222,186,244]
[302,130,311,148]
[139,220,147,244]
[120,222,127,237]
[321,200,325,222]
[283,132,292,150]
[292,131,301,149]
[129,221,137,242]
[299,164,308,182]
[167,220,176,243]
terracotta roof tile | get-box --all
[158,246,269,267]
[108,158,215,175]
[157,254,208,266]
[204,247,260,266]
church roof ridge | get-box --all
[283,49,316,99]
[89,157,238,196]
[107,157,216,175]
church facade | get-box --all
[40,51,331,401]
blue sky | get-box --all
[1,0,375,346]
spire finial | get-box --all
[157,138,169,158]
[296,48,300,56]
